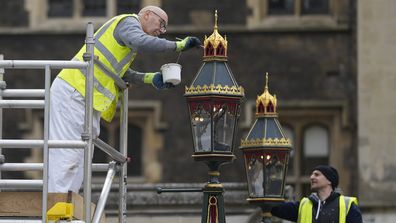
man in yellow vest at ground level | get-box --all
[271,165,363,223]
[48,5,201,193]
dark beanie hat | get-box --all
[313,165,339,189]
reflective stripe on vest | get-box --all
[58,14,138,122]
[71,57,116,101]
[94,16,137,74]
[94,58,127,89]
[297,195,358,223]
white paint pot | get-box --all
[161,63,182,85]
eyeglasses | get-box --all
[150,10,167,33]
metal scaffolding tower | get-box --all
[0,23,129,223]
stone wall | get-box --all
[358,0,396,205]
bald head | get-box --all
[139,6,168,26]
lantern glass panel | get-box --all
[264,152,286,196]
[246,152,264,197]
[213,102,237,152]
[190,102,212,152]
[245,150,289,198]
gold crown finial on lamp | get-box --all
[256,72,277,117]
[203,10,228,61]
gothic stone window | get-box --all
[92,101,166,183]
[47,0,140,17]
[282,123,330,199]
[247,0,349,30]
[267,0,329,15]
[25,0,141,30]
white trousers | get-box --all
[48,78,100,193]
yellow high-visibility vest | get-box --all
[58,14,138,122]
[297,195,358,223]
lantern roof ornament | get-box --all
[203,10,228,61]
[256,73,278,117]
[240,73,291,148]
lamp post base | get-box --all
[201,183,226,223]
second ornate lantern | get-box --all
[240,73,292,222]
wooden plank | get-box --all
[0,192,41,216]
[0,192,106,223]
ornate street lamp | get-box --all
[239,73,292,223]
[184,10,245,223]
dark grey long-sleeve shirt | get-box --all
[114,15,176,53]
[113,15,177,84]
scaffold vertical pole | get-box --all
[119,87,128,223]
[41,65,51,222]
[0,54,4,183]
[83,22,95,223]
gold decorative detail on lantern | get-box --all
[240,137,291,147]
[185,84,245,96]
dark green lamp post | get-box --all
[239,73,292,223]
[184,10,244,223]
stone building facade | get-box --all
[0,0,394,222]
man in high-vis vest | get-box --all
[48,5,201,193]
[271,165,362,223]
